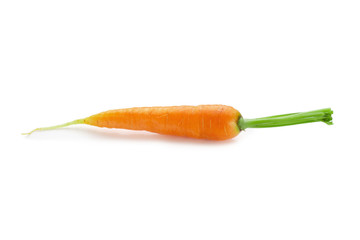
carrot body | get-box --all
[85,105,241,140]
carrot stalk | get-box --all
[238,108,333,130]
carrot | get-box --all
[22,105,333,140]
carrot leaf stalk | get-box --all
[238,108,333,130]
[22,119,85,135]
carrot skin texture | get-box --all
[84,105,241,140]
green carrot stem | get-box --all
[22,119,85,135]
[238,108,333,130]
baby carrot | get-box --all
[23,105,333,140]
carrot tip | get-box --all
[22,119,85,136]
[21,129,39,135]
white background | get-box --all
[1,0,359,239]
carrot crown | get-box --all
[238,108,333,130]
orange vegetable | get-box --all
[23,105,333,140]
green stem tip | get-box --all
[22,119,85,135]
[238,108,333,130]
